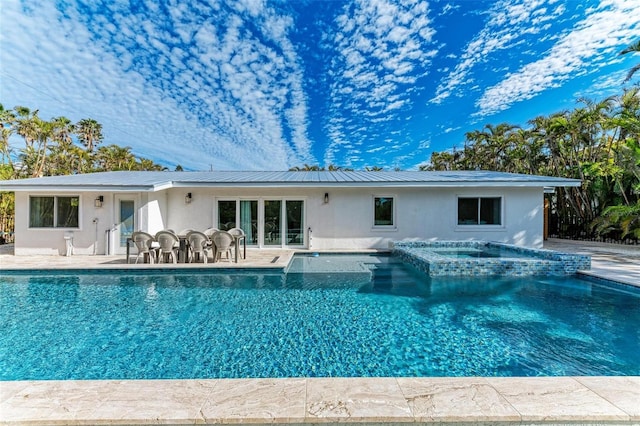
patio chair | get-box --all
[203,227,219,237]
[155,230,180,263]
[131,231,157,264]
[186,230,211,263]
[211,230,234,262]
[228,227,246,259]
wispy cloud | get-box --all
[475,0,640,117]
[1,0,314,170]
[324,0,437,168]
[431,0,564,105]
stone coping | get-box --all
[1,376,639,425]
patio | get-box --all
[1,238,638,286]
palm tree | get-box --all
[13,107,55,177]
[94,145,136,171]
[289,164,323,171]
[46,117,76,175]
[592,201,640,239]
[136,157,167,171]
[620,40,640,82]
[0,104,16,168]
[14,106,40,148]
[76,118,103,152]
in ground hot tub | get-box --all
[392,241,591,277]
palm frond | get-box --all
[624,63,640,82]
[620,40,640,55]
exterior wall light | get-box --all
[185,192,192,204]
[324,192,329,204]
[94,195,104,208]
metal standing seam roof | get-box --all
[0,170,581,192]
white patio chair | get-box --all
[211,230,234,262]
[203,227,219,237]
[186,230,211,263]
[228,227,246,260]
[155,230,179,263]
[131,231,157,264]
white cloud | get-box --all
[324,0,437,168]
[0,0,314,170]
[475,0,640,117]
[431,0,562,105]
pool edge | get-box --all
[1,376,638,425]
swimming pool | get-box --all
[1,253,638,380]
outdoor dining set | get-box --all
[128,228,246,264]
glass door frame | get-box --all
[214,197,307,248]
[215,197,260,246]
[112,195,137,255]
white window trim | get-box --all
[28,194,82,230]
[372,194,397,231]
[455,195,505,231]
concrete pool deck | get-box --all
[543,238,640,287]
[1,239,639,425]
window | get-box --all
[217,200,236,230]
[29,196,79,228]
[374,196,394,226]
[457,197,501,225]
[285,200,304,246]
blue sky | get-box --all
[1,0,639,171]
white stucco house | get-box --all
[0,170,580,256]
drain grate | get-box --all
[271,256,280,263]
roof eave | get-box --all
[2,185,155,192]
[170,180,582,188]
[1,178,582,191]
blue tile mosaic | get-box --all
[392,241,591,277]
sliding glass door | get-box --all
[217,198,304,247]
[218,200,236,230]
[218,199,258,245]
[263,200,281,246]
[240,200,258,245]
[285,200,304,246]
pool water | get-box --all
[1,254,639,380]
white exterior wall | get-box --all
[305,187,544,249]
[14,191,113,256]
[11,186,544,255]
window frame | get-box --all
[28,195,81,229]
[456,196,503,228]
[372,195,396,230]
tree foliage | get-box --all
[0,105,166,221]
[288,164,355,171]
[422,87,640,241]
[0,104,166,177]
[621,39,640,83]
